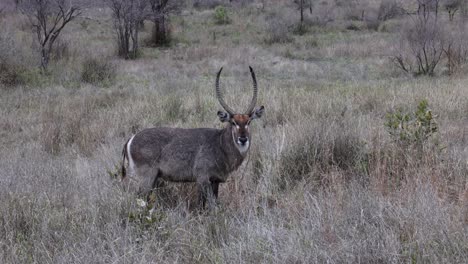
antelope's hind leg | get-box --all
[147,170,166,212]
[135,165,159,205]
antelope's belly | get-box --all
[209,173,229,183]
[159,163,196,182]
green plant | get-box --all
[385,99,438,146]
[107,164,122,181]
[213,6,229,24]
[128,198,166,228]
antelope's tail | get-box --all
[121,137,130,179]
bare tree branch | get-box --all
[393,0,446,76]
[107,0,149,59]
[148,0,182,46]
[19,0,81,71]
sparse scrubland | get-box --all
[1,0,468,263]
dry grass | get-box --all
[1,1,468,263]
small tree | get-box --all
[148,0,180,46]
[107,0,148,59]
[417,0,440,18]
[130,0,148,58]
[294,0,313,33]
[19,0,81,71]
[393,0,445,76]
[443,0,461,21]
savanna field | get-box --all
[1,0,468,263]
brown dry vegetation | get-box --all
[1,0,468,263]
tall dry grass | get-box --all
[1,1,468,263]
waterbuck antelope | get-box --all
[121,67,265,209]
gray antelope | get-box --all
[121,67,265,209]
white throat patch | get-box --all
[236,139,250,153]
[231,130,250,154]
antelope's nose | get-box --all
[239,137,248,144]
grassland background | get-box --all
[1,0,468,263]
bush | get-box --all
[213,6,229,24]
[393,3,468,76]
[385,99,438,148]
[393,10,446,76]
[81,58,115,85]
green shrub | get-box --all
[213,6,229,24]
[385,99,438,147]
[81,58,115,86]
[128,198,167,228]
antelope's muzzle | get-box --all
[238,136,248,145]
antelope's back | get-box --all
[130,127,222,168]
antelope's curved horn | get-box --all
[245,66,258,114]
[215,67,235,115]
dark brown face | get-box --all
[215,66,264,152]
[217,106,265,153]
[231,114,251,149]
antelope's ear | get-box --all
[250,106,264,120]
[217,111,231,122]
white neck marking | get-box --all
[231,129,250,154]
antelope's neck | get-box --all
[220,126,246,171]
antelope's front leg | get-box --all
[197,181,216,210]
[211,181,219,200]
